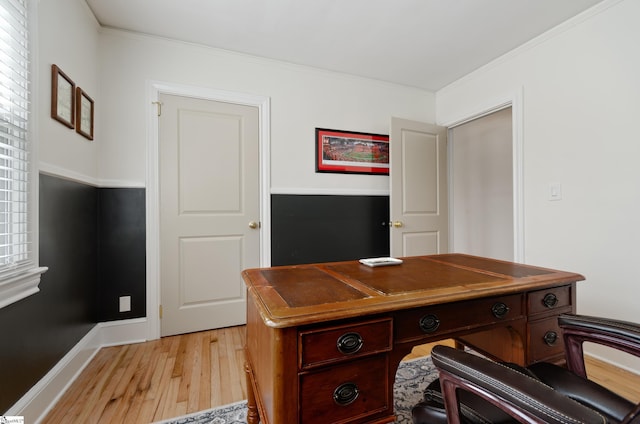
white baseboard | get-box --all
[97,317,149,347]
[6,318,149,423]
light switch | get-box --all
[549,183,562,201]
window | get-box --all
[0,0,46,308]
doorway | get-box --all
[449,107,514,260]
[146,82,270,340]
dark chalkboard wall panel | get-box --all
[0,174,98,412]
[271,194,390,266]
[0,174,147,412]
[97,188,146,321]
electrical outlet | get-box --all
[119,296,131,312]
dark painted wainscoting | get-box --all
[0,174,146,412]
[0,175,97,412]
[271,194,390,266]
[98,188,146,321]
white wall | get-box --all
[96,30,435,192]
[37,0,100,183]
[437,0,640,371]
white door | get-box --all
[159,93,260,337]
[390,117,448,257]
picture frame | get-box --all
[75,87,94,140]
[315,128,390,175]
[51,64,75,128]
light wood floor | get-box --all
[43,326,247,424]
[43,327,640,423]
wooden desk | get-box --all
[242,254,584,424]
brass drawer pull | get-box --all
[544,331,558,346]
[542,293,558,308]
[491,302,510,319]
[336,332,364,355]
[419,314,440,333]
[333,382,359,406]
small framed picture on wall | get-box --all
[51,64,75,129]
[75,87,94,140]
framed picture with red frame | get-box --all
[315,128,389,175]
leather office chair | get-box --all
[412,314,640,424]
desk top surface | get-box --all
[242,254,584,327]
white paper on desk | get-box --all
[359,257,403,267]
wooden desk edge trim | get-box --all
[245,276,583,328]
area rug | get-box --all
[154,355,438,424]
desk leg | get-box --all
[245,361,260,424]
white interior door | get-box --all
[390,117,448,257]
[159,93,260,337]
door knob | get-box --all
[249,221,260,229]
[392,221,404,228]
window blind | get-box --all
[0,0,33,279]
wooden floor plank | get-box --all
[185,333,203,414]
[217,330,233,406]
[42,327,640,423]
[209,332,223,408]
[175,333,196,404]
[148,348,178,422]
[198,332,212,411]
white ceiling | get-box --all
[85,0,603,91]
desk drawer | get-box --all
[299,355,389,424]
[394,294,524,343]
[299,318,393,369]
[529,313,570,362]
[528,285,572,316]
